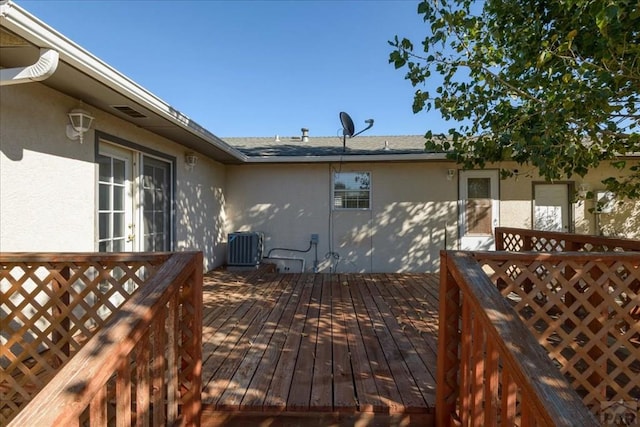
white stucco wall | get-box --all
[227,159,639,273]
[0,82,228,270]
[225,162,459,273]
[1,83,96,251]
[496,161,639,239]
[175,155,228,271]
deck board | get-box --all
[201,269,439,424]
[330,274,358,412]
[350,273,406,413]
[239,274,301,410]
[309,274,334,411]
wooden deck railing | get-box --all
[1,252,203,426]
[437,251,602,426]
[495,226,640,252]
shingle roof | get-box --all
[223,135,431,157]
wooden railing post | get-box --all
[180,252,203,426]
[436,251,461,427]
[495,229,504,250]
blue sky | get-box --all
[18,0,448,138]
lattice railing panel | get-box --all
[437,251,599,426]
[5,252,202,427]
[1,255,168,424]
[496,227,640,252]
[476,253,640,415]
[499,231,526,252]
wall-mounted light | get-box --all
[66,107,94,144]
[577,183,590,199]
[447,169,456,181]
[595,190,616,213]
[185,152,198,170]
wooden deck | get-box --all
[200,268,440,426]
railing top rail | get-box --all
[495,227,640,250]
[7,251,199,427]
[0,252,173,263]
[470,250,640,262]
[445,250,600,426]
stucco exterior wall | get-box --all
[227,160,639,273]
[1,83,96,251]
[0,82,228,270]
[225,162,458,273]
[496,161,639,239]
[175,155,228,271]
[573,164,640,239]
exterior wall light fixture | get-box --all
[577,183,590,199]
[447,169,456,181]
[185,152,198,170]
[66,107,94,143]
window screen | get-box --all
[465,177,492,235]
[333,172,371,209]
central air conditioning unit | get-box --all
[227,232,263,267]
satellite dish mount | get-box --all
[339,111,374,152]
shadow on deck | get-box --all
[200,268,440,426]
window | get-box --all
[333,171,371,209]
[464,177,492,235]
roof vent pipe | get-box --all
[301,128,309,142]
[0,48,59,86]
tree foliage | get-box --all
[390,0,640,199]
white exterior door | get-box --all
[459,170,500,250]
[97,144,135,252]
[97,142,173,252]
[533,183,570,232]
[141,156,172,251]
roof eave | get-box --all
[0,1,247,164]
[241,153,450,163]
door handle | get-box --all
[127,224,135,242]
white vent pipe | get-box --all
[0,48,59,86]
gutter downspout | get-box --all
[0,48,59,86]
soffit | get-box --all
[0,26,244,164]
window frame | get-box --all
[332,171,372,211]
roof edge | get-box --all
[0,1,247,163]
[241,153,450,163]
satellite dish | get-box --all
[339,112,355,137]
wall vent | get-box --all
[111,105,147,118]
[227,232,263,266]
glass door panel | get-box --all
[533,183,570,232]
[459,170,499,250]
[97,151,133,252]
[464,177,492,235]
[141,156,171,251]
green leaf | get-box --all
[389,0,640,199]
